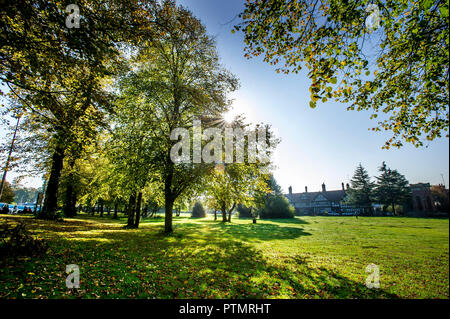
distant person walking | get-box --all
[13,205,18,215]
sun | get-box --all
[222,109,236,124]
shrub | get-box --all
[0,221,48,258]
[191,201,206,218]
[259,195,295,219]
[237,204,253,218]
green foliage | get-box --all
[235,0,449,148]
[191,201,206,218]
[0,181,15,204]
[237,204,253,218]
[2,215,447,298]
[259,195,295,219]
[237,175,287,219]
[113,1,239,232]
[204,121,279,222]
[374,162,411,215]
[345,163,375,213]
[206,162,271,221]
[1,0,157,219]
[267,174,283,196]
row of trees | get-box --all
[346,162,411,215]
[1,1,278,232]
[189,173,294,221]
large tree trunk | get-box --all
[142,205,148,218]
[127,193,136,228]
[227,203,236,222]
[63,158,77,218]
[221,203,227,222]
[164,162,174,233]
[134,191,143,228]
[165,197,174,233]
[99,200,104,217]
[113,202,118,219]
[63,178,77,217]
[214,210,217,221]
[40,145,65,219]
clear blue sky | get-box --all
[177,0,449,193]
[1,0,448,192]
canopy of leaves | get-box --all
[112,1,239,210]
[259,195,295,219]
[346,163,375,208]
[0,181,15,204]
[374,161,411,213]
[234,0,449,148]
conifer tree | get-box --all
[374,162,411,215]
[346,163,375,215]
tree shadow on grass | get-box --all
[234,217,310,226]
[0,215,121,234]
[180,221,311,242]
[141,233,399,298]
[0,216,399,299]
[262,217,310,225]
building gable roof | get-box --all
[287,189,347,204]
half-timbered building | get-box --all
[285,183,363,215]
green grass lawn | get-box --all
[0,214,448,299]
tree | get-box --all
[142,185,164,218]
[259,195,295,219]
[191,201,206,218]
[108,84,159,228]
[204,118,278,223]
[206,163,271,222]
[12,185,40,204]
[205,164,241,222]
[238,174,286,221]
[267,174,283,196]
[234,0,449,148]
[205,195,221,221]
[430,185,449,213]
[115,1,239,233]
[374,162,411,215]
[0,181,14,203]
[346,163,375,215]
[237,204,253,218]
[1,0,156,219]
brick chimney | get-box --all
[342,182,345,191]
[288,186,292,200]
[322,183,326,192]
[346,183,350,190]
[305,186,308,193]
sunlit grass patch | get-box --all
[0,214,448,299]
